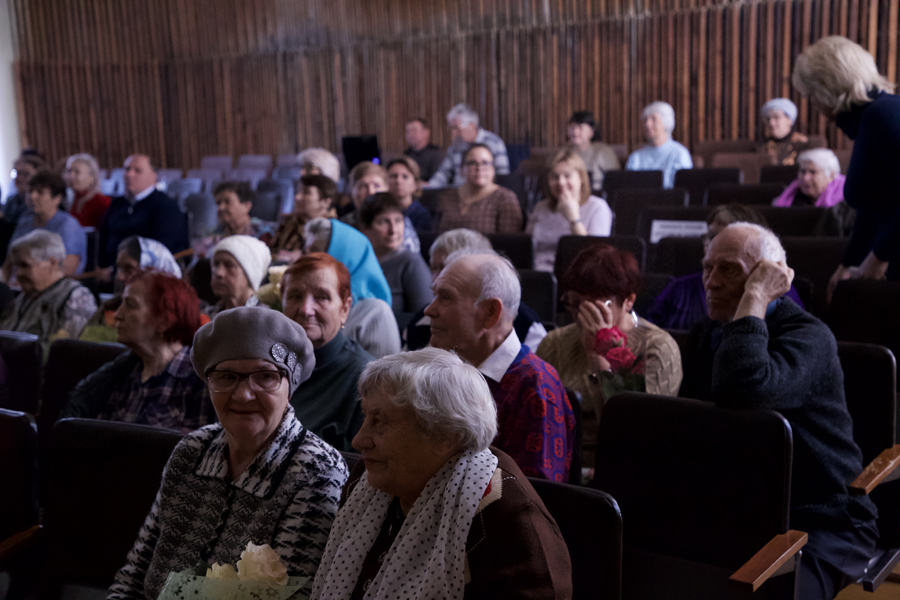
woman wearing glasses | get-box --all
[108,307,349,600]
[436,144,523,234]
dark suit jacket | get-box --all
[99,190,189,267]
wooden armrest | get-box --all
[0,525,43,563]
[729,530,807,592]
[849,445,900,495]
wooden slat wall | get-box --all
[9,0,899,168]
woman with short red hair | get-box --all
[535,243,682,468]
[280,253,374,450]
[62,271,214,432]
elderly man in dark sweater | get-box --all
[680,222,878,600]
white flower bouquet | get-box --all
[157,542,307,600]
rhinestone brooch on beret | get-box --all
[270,343,288,363]
[286,352,297,370]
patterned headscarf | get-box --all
[138,237,182,278]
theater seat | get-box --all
[487,232,533,270]
[704,182,785,207]
[38,419,182,595]
[829,280,900,366]
[519,270,557,324]
[200,155,233,171]
[0,331,42,414]
[760,165,799,187]
[602,170,664,203]
[612,188,688,236]
[673,168,742,206]
[0,409,38,544]
[529,477,622,599]
[40,339,128,428]
[838,342,900,591]
[592,392,803,599]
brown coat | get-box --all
[341,447,573,600]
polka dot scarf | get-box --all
[311,448,499,600]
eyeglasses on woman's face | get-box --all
[464,160,493,170]
[206,369,287,393]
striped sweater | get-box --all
[107,407,349,600]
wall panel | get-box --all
[9,0,899,168]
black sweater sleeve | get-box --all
[711,310,836,410]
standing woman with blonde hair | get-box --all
[526,149,612,271]
[793,35,900,298]
[65,153,111,227]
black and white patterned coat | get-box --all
[107,406,349,600]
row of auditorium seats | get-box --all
[1,332,896,598]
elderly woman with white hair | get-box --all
[793,35,900,295]
[772,149,846,208]
[427,103,510,188]
[311,347,572,600]
[758,98,824,166]
[64,153,111,227]
[0,230,97,343]
[625,101,692,188]
[297,147,342,184]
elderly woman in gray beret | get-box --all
[758,97,824,165]
[108,307,350,600]
[312,347,572,600]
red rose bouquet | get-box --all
[592,327,646,399]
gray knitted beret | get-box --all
[191,307,315,395]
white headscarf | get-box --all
[137,237,182,278]
[311,448,499,600]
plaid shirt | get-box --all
[437,187,523,234]
[427,128,511,187]
[100,346,213,432]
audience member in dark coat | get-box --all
[680,222,877,600]
[793,36,900,296]
[99,154,188,267]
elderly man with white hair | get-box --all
[772,148,846,208]
[424,251,574,481]
[758,98,823,165]
[0,229,97,343]
[680,222,878,600]
[625,100,693,188]
[404,229,548,351]
[427,103,510,188]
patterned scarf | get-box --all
[311,448,498,600]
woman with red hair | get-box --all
[535,243,682,468]
[280,253,374,450]
[62,271,214,432]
